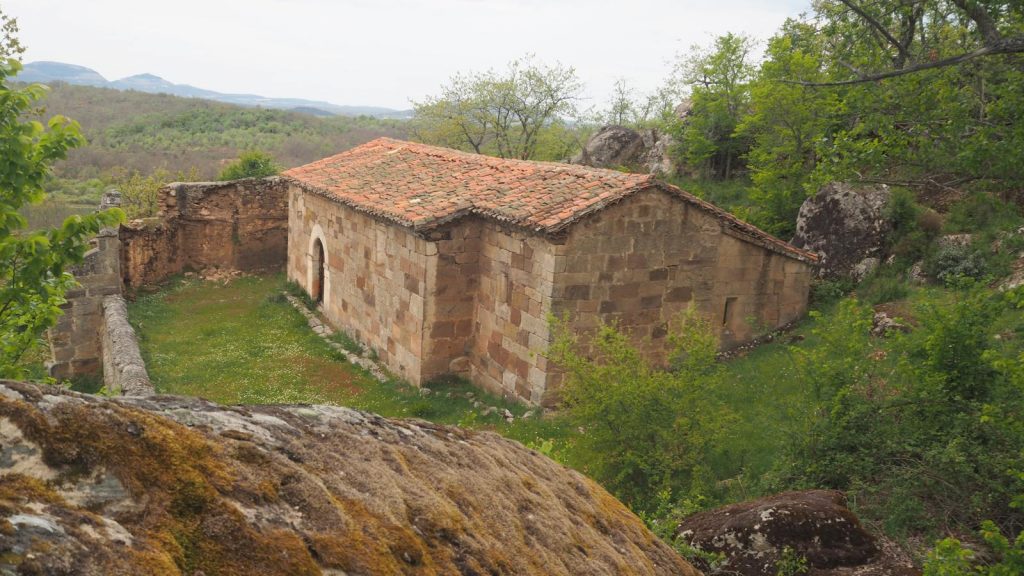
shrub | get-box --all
[547,305,733,512]
[780,285,1024,537]
[924,242,988,283]
[857,271,909,304]
[809,278,854,305]
[218,150,279,181]
[945,192,1022,234]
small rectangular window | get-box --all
[723,297,738,326]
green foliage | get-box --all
[946,192,1023,235]
[775,546,809,576]
[857,270,910,304]
[924,242,989,284]
[0,59,124,377]
[411,55,585,161]
[637,489,726,573]
[668,33,755,180]
[780,283,1024,537]
[218,150,279,181]
[547,305,733,511]
[114,166,198,219]
[809,278,854,305]
[739,23,836,238]
[925,523,1024,575]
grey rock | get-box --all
[792,182,893,279]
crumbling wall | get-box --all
[121,177,289,289]
[101,295,153,396]
[48,229,122,379]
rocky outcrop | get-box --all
[792,183,893,279]
[676,490,919,576]
[572,125,676,176]
[0,381,697,576]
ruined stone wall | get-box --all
[551,187,813,365]
[121,177,288,289]
[463,222,558,405]
[287,186,429,384]
[48,230,122,379]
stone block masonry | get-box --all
[121,177,289,289]
[48,229,122,380]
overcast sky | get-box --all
[7,0,810,110]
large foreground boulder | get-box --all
[676,490,919,575]
[0,381,697,576]
[791,183,892,279]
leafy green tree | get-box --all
[547,305,732,511]
[411,55,585,161]
[669,33,755,180]
[738,22,837,237]
[218,150,279,181]
[1,59,123,376]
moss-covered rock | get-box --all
[0,381,698,575]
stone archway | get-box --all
[306,224,330,308]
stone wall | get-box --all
[287,186,429,384]
[48,229,122,379]
[551,188,812,361]
[101,295,153,396]
[121,177,289,289]
[463,221,558,405]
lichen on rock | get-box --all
[0,380,697,575]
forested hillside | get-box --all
[34,84,405,197]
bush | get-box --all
[945,192,1022,234]
[857,271,909,304]
[218,150,279,181]
[925,242,988,283]
[547,305,733,512]
[809,278,854,305]
[779,285,1024,537]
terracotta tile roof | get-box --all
[283,138,817,263]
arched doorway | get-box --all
[312,238,325,304]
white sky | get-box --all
[7,0,810,110]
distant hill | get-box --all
[17,61,413,119]
[34,83,407,181]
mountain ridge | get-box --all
[15,60,412,119]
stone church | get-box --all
[283,138,816,405]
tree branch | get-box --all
[951,0,1002,45]
[837,0,912,66]
[783,35,1024,86]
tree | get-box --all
[669,33,756,179]
[1,59,123,376]
[218,150,279,181]
[792,0,1024,85]
[547,305,732,511]
[411,55,585,161]
[737,22,838,237]
[0,9,23,60]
